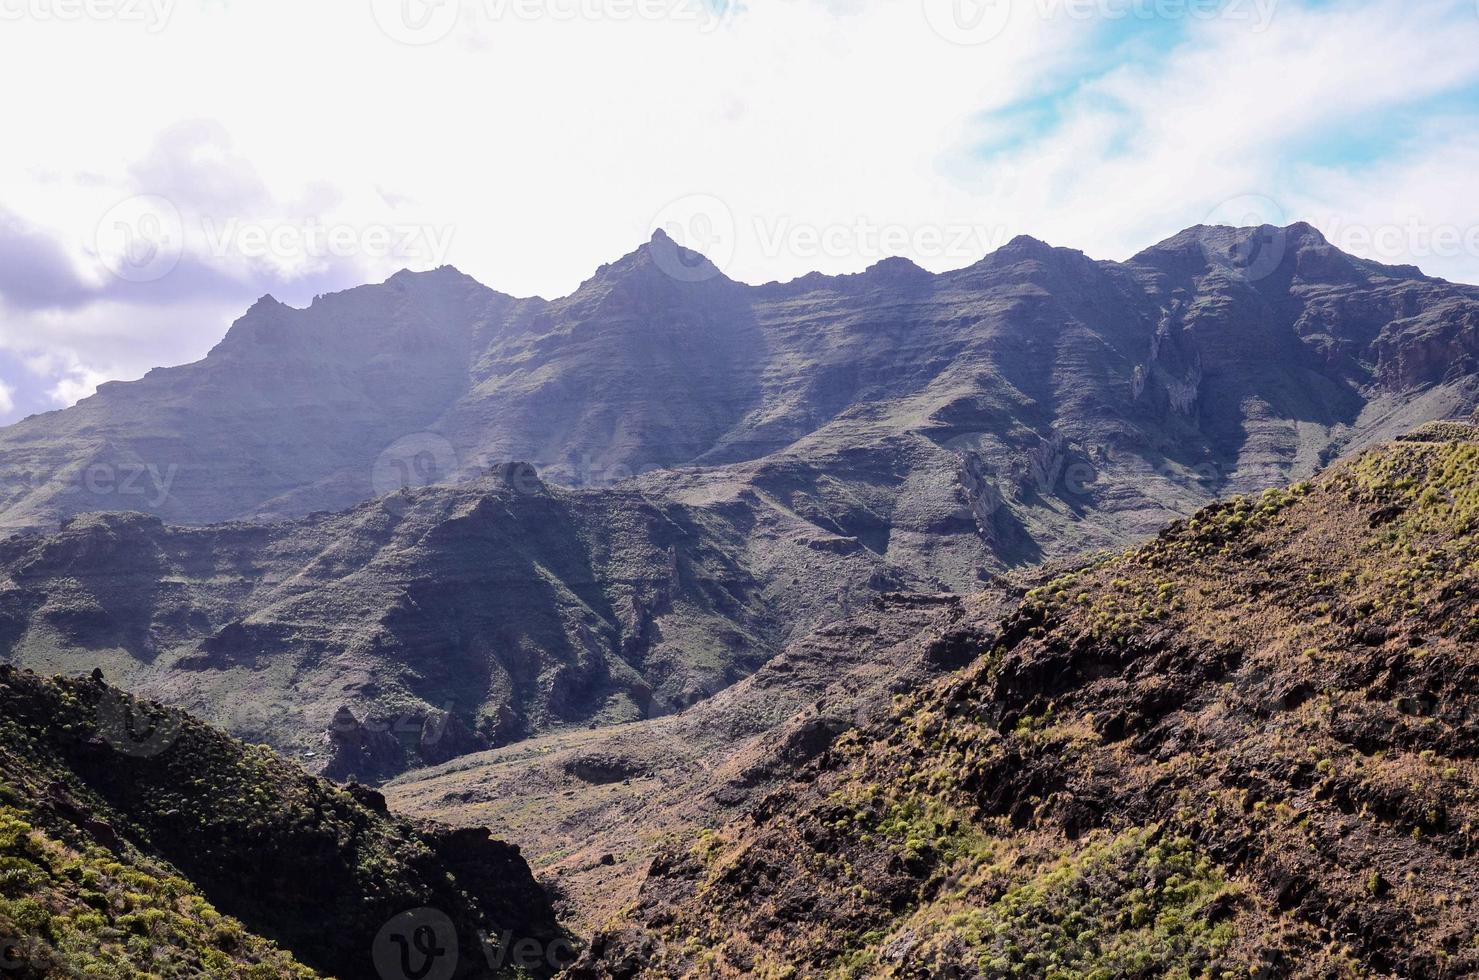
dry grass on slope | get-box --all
[573,427,1479,979]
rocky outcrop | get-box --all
[322,705,408,782]
[1023,428,1071,495]
[955,450,1007,540]
[1132,303,1203,417]
[315,709,497,773]
[419,708,490,766]
[1373,300,1479,390]
[562,753,649,785]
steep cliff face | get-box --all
[1131,301,1204,416]
[0,668,566,979]
[575,424,1479,979]
[1374,300,1479,390]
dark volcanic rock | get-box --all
[322,704,407,783]
[562,753,649,786]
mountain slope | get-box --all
[0,667,566,978]
[2,222,1477,781]
[574,420,1479,978]
[0,461,940,779]
[0,268,514,531]
[383,590,1011,934]
[2,224,1475,558]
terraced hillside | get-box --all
[574,420,1479,978]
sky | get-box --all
[1,0,1478,424]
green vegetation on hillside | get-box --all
[574,425,1479,979]
[0,667,567,979]
[0,791,318,978]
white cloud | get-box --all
[0,0,1476,425]
[48,364,110,409]
[0,299,244,423]
[952,0,1479,265]
[0,379,13,417]
[1291,130,1479,284]
[0,1,1097,298]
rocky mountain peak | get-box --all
[999,232,1057,254]
[1130,221,1387,287]
[862,254,931,282]
[964,233,1091,277]
[577,227,730,290]
[0,221,1474,541]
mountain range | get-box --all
[2,220,1478,978]
[0,223,1477,780]
[3,222,1476,539]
